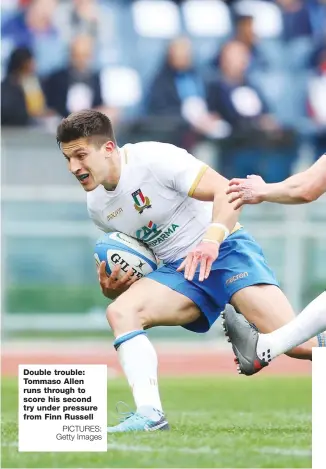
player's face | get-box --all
[62,138,111,191]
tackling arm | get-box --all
[263,154,326,204]
[227,154,326,208]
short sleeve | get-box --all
[87,207,107,232]
[142,142,208,197]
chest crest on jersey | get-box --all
[132,188,151,214]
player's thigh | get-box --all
[230,284,316,357]
[108,277,201,330]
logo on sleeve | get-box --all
[132,189,151,214]
[107,207,123,221]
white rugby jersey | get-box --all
[87,141,225,263]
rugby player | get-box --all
[56,110,318,432]
[224,154,326,375]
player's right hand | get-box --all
[97,261,138,298]
[226,175,267,209]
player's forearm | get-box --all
[262,154,326,204]
[213,191,241,230]
[263,175,318,204]
[203,191,241,244]
[190,167,241,243]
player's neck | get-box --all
[102,148,121,192]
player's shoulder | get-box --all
[121,141,185,165]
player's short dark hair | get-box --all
[56,110,116,148]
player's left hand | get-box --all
[176,241,220,282]
[226,175,267,209]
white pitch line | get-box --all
[108,442,219,454]
[166,410,311,419]
[258,447,311,457]
[1,441,219,454]
[2,441,310,458]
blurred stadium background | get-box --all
[1,0,325,339]
[1,1,322,467]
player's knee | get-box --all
[106,303,123,329]
[106,302,152,333]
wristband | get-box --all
[203,223,230,244]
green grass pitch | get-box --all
[1,376,311,468]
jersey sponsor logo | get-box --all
[107,207,123,221]
[132,189,151,214]
[136,221,159,242]
[225,272,248,285]
[136,221,179,247]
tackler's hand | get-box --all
[176,241,220,282]
[97,261,138,298]
[226,175,267,209]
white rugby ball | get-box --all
[94,232,158,280]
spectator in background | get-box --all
[147,37,205,117]
[1,0,67,76]
[276,0,312,40]
[208,41,278,134]
[213,14,266,72]
[43,34,118,123]
[54,0,118,65]
[146,36,226,149]
[55,0,100,40]
[207,41,297,182]
[307,0,326,41]
[233,14,267,70]
[1,46,47,126]
[1,0,58,51]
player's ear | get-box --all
[104,140,115,155]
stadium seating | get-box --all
[131,0,181,84]
[181,0,232,65]
[1,0,324,158]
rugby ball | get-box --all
[94,232,158,280]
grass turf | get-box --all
[1,376,311,468]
